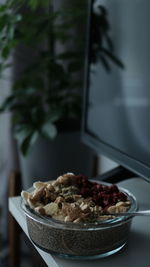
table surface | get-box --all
[9,177,150,267]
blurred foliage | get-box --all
[0,0,86,155]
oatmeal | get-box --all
[21,173,131,223]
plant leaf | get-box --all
[20,131,39,156]
[41,122,57,140]
[46,110,62,123]
[29,0,50,9]
[68,61,82,73]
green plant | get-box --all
[0,0,86,155]
[0,0,124,156]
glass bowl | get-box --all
[21,181,137,259]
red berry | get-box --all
[109,184,119,193]
[92,182,98,185]
[117,192,127,201]
[111,193,118,204]
[102,195,111,207]
[96,184,103,190]
[80,187,90,197]
[92,195,99,203]
[100,192,107,198]
[98,192,102,199]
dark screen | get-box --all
[84,0,150,179]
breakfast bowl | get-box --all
[21,173,137,259]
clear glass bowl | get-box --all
[21,181,137,259]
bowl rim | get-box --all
[21,180,138,230]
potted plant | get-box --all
[0,0,86,153]
[0,0,95,187]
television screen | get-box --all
[82,0,150,181]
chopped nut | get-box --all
[80,202,85,208]
[27,198,42,209]
[116,201,131,212]
[116,201,125,207]
[55,196,64,208]
[107,205,117,213]
[81,204,88,210]
[51,181,58,187]
[31,186,45,202]
[116,206,128,213]
[64,215,72,222]
[64,195,74,203]
[107,201,130,214]
[44,203,59,216]
[54,186,61,193]
[55,173,75,186]
[55,196,64,204]
[53,213,66,221]
[46,184,55,192]
[62,185,79,195]
[73,218,82,223]
[73,194,82,201]
[21,191,30,204]
[125,201,131,206]
[34,206,45,215]
[62,203,82,221]
[70,203,76,208]
[56,176,70,186]
[94,205,102,213]
[44,187,57,201]
[33,181,46,189]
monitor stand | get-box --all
[96,165,136,184]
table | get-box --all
[9,177,150,267]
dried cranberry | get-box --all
[95,184,103,191]
[97,198,103,206]
[75,175,128,208]
[82,177,88,184]
[80,188,85,195]
[92,192,96,198]
[111,193,119,204]
[102,185,110,193]
[109,184,119,193]
[98,192,102,198]
[92,182,98,186]
[80,187,90,197]
[102,195,111,207]
[92,195,99,204]
[117,192,127,201]
[100,192,108,198]
[87,180,93,187]
[74,175,82,185]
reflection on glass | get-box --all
[87,0,150,168]
[91,0,124,71]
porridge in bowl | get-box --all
[21,173,137,259]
